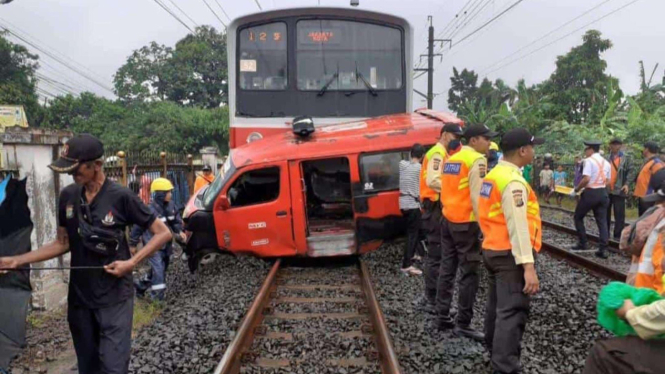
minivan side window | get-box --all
[227,167,280,207]
[359,150,409,192]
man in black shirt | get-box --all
[0,134,172,374]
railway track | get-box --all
[213,257,400,374]
[541,219,622,252]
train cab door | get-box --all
[352,151,408,252]
[213,161,296,257]
[288,160,309,255]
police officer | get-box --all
[130,178,186,301]
[634,141,663,215]
[0,134,172,374]
[417,123,464,312]
[478,128,544,374]
[435,123,497,340]
[571,140,611,258]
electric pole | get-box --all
[414,16,451,109]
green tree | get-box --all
[0,31,41,124]
[447,67,478,113]
[113,42,173,103]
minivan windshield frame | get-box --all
[203,157,236,210]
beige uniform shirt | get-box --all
[626,299,665,340]
[466,146,487,221]
[498,160,535,264]
[425,145,447,193]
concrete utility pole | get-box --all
[414,16,451,109]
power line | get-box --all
[36,72,81,95]
[201,0,227,28]
[478,0,614,74]
[213,0,232,21]
[254,0,263,10]
[483,0,642,76]
[451,0,525,47]
[165,0,199,27]
[0,22,115,93]
[152,0,194,32]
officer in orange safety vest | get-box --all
[478,128,544,374]
[434,123,497,341]
[417,123,464,313]
[634,141,664,216]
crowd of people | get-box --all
[398,125,665,374]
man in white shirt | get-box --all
[571,140,611,258]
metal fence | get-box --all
[104,150,204,210]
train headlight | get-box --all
[246,132,263,143]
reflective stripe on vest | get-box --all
[440,147,485,223]
[635,158,664,197]
[420,143,447,202]
[634,221,665,294]
[588,156,608,188]
[478,163,543,252]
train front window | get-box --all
[296,20,402,91]
[238,22,287,90]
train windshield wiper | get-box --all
[317,73,339,97]
[356,72,378,97]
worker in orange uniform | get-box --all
[435,123,497,340]
[634,141,663,215]
[629,170,665,294]
[417,123,464,313]
[478,128,544,374]
[194,164,214,193]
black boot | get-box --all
[595,249,608,259]
[453,325,485,342]
[435,315,455,331]
[570,243,589,251]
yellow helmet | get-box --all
[490,141,499,151]
[151,178,174,192]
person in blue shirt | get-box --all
[553,165,568,206]
[130,178,186,301]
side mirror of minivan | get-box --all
[218,195,230,210]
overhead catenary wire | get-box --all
[482,0,642,76]
[478,0,615,74]
[213,0,232,21]
[451,0,524,47]
[165,0,200,28]
[254,0,263,10]
[152,0,194,32]
[201,0,227,28]
[0,23,115,94]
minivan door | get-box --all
[213,161,295,257]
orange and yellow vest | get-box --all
[420,143,447,202]
[478,163,542,252]
[634,158,664,198]
[440,146,485,223]
[630,223,665,295]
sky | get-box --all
[1,0,663,111]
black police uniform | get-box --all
[59,180,155,374]
[573,140,610,257]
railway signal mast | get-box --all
[414,16,451,109]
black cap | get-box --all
[440,123,464,136]
[462,124,498,139]
[642,169,665,203]
[49,134,104,173]
[644,141,660,154]
[609,138,623,145]
[583,140,602,147]
[202,164,212,171]
[500,128,545,152]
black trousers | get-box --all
[483,250,530,374]
[422,199,442,304]
[583,336,665,374]
[574,188,609,250]
[607,194,626,239]
[401,208,422,269]
[435,218,481,326]
[68,298,134,374]
[638,199,655,217]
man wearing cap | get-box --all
[571,140,611,258]
[0,134,172,374]
[479,128,544,374]
[194,164,215,194]
[606,138,633,240]
[634,141,664,215]
[435,123,496,340]
[417,123,463,313]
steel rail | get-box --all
[359,260,402,374]
[540,204,632,227]
[542,220,621,251]
[541,241,627,282]
[214,259,281,374]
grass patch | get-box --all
[26,313,46,328]
[133,298,164,334]
[539,195,639,220]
